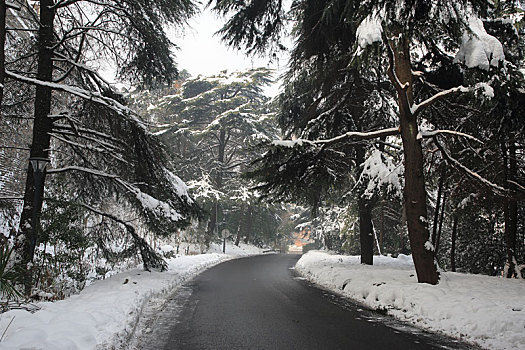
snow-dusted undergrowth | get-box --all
[0,243,264,349]
[295,251,524,350]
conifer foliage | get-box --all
[212,0,525,284]
[3,0,200,296]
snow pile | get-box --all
[455,16,505,70]
[0,243,264,349]
[296,251,525,350]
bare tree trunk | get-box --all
[243,206,253,244]
[435,190,447,255]
[356,145,374,265]
[379,202,384,253]
[204,128,227,248]
[503,142,518,278]
[15,0,56,296]
[387,33,438,284]
[358,199,374,265]
[235,204,245,246]
[0,0,5,110]
[450,214,458,272]
[431,177,444,246]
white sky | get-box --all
[168,6,288,97]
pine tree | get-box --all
[7,0,199,295]
[142,68,281,248]
[211,0,524,283]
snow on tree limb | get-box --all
[47,166,186,221]
[272,127,400,149]
[420,129,483,144]
[411,82,494,117]
[5,70,148,129]
[433,136,508,197]
[76,202,167,271]
[411,86,470,116]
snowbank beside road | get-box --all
[295,251,525,350]
[0,243,263,349]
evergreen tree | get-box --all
[141,68,282,248]
[212,0,525,283]
[6,0,199,296]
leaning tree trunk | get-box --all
[387,32,439,284]
[14,0,55,296]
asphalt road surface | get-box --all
[135,254,476,350]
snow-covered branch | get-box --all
[76,202,167,271]
[48,166,186,221]
[433,137,508,197]
[411,86,470,116]
[47,165,120,179]
[420,129,483,144]
[316,127,400,145]
[271,127,400,149]
[5,70,147,129]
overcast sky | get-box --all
[169,6,288,97]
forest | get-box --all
[0,0,524,302]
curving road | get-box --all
[135,254,476,350]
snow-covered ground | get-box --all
[295,250,525,350]
[0,242,264,349]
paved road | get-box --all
[136,254,475,350]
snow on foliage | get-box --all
[474,82,495,99]
[356,15,383,48]
[164,168,193,203]
[187,175,224,200]
[357,149,402,197]
[455,16,505,70]
[136,191,182,222]
[272,139,312,148]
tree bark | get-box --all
[15,0,56,295]
[435,190,447,255]
[0,0,5,110]
[431,177,444,246]
[356,145,374,265]
[234,204,246,246]
[387,33,439,284]
[450,214,458,272]
[204,128,227,247]
[243,206,253,244]
[358,199,374,265]
[503,142,518,278]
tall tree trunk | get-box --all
[14,0,56,295]
[204,128,227,247]
[431,176,444,245]
[450,214,458,272]
[387,33,438,284]
[235,204,246,246]
[379,201,384,252]
[503,142,518,278]
[243,206,253,244]
[356,145,374,265]
[358,199,374,265]
[435,190,447,255]
[0,0,6,110]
